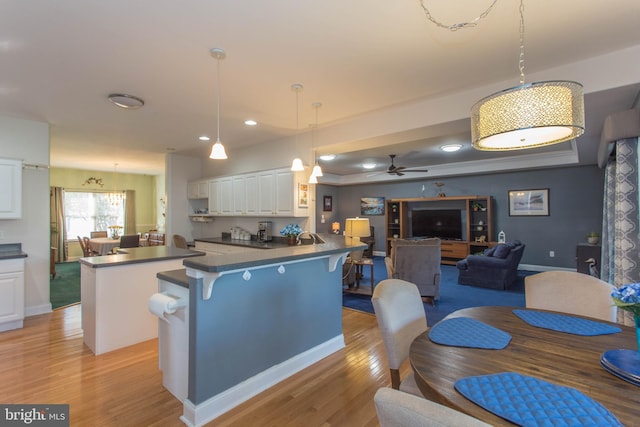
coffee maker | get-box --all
[257,221,272,242]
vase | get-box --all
[287,237,297,246]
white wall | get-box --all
[0,116,51,316]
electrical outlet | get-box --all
[549,250,555,257]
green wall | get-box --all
[50,167,162,234]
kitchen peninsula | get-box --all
[160,234,365,426]
[80,246,204,355]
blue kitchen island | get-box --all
[158,234,365,427]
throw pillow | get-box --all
[493,244,511,259]
[484,246,496,257]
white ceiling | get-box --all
[0,0,639,177]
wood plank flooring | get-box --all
[0,305,410,426]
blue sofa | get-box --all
[456,241,525,290]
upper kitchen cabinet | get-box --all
[0,158,22,219]
[187,179,209,199]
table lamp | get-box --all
[331,222,340,234]
[345,217,370,261]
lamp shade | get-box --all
[345,217,370,238]
[291,157,304,171]
[471,80,584,151]
[331,222,340,233]
[209,139,228,159]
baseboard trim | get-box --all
[25,303,52,317]
[180,334,345,427]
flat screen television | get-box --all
[410,209,462,240]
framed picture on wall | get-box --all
[298,183,309,208]
[508,189,549,216]
[360,197,385,215]
[323,195,332,211]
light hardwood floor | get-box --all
[0,305,411,426]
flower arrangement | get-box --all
[611,283,640,317]
[280,223,303,238]
[108,225,123,239]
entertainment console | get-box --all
[386,196,494,265]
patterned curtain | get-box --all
[601,137,640,326]
[124,189,136,235]
[50,187,67,262]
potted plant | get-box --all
[280,223,303,245]
[587,231,600,245]
[471,201,482,212]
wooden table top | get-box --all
[410,306,639,426]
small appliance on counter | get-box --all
[257,221,272,242]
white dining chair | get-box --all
[525,271,617,322]
[374,387,491,427]
[372,279,428,396]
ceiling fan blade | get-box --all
[402,169,429,173]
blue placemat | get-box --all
[455,372,623,426]
[513,309,621,336]
[428,317,511,349]
[600,349,640,386]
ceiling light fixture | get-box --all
[441,144,462,152]
[108,93,144,109]
[362,163,376,169]
[290,84,305,171]
[319,154,336,161]
[470,0,584,150]
[199,136,210,141]
[244,119,257,126]
[309,102,323,184]
[209,48,228,160]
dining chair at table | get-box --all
[525,271,617,322]
[374,387,491,427]
[119,234,140,249]
[372,279,428,396]
[90,231,107,238]
[77,236,97,257]
[173,234,188,249]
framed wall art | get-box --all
[360,197,385,215]
[508,189,549,216]
[298,183,309,208]
[323,195,332,211]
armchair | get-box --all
[384,238,441,301]
[456,241,525,290]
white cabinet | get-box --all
[275,169,294,216]
[232,175,246,215]
[208,179,219,215]
[258,171,276,215]
[218,177,233,215]
[0,158,22,219]
[244,174,258,215]
[187,180,209,199]
[0,258,25,332]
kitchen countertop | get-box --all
[0,243,27,260]
[194,236,291,250]
[79,246,204,268]
[157,269,190,288]
[184,233,366,273]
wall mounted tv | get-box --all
[410,209,463,240]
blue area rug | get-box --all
[342,256,536,325]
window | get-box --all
[64,191,125,239]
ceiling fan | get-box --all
[385,154,429,176]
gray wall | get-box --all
[317,165,604,269]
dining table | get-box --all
[89,237,121,256]
[410,306,639,426]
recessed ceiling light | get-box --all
[362,163,376,169]
[441,144,462,152]
[108,93,144,109]
[244,119,257,126]
[319,154,336,161]
[199,136,210,141]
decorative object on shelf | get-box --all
[209,48,228,159]
[323,195,332,211]
[587,231,600,245]
[498,230,506,243]
[360,197,385,215]
[108,225,123,239]
[83,177,104,187]
[290,83,305,171]
[435,181,445,197]
[471,201,482,211]
[280,224,303,245]
[469,0,584,150]
[475,236,487,243]
[508,188,549,216]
